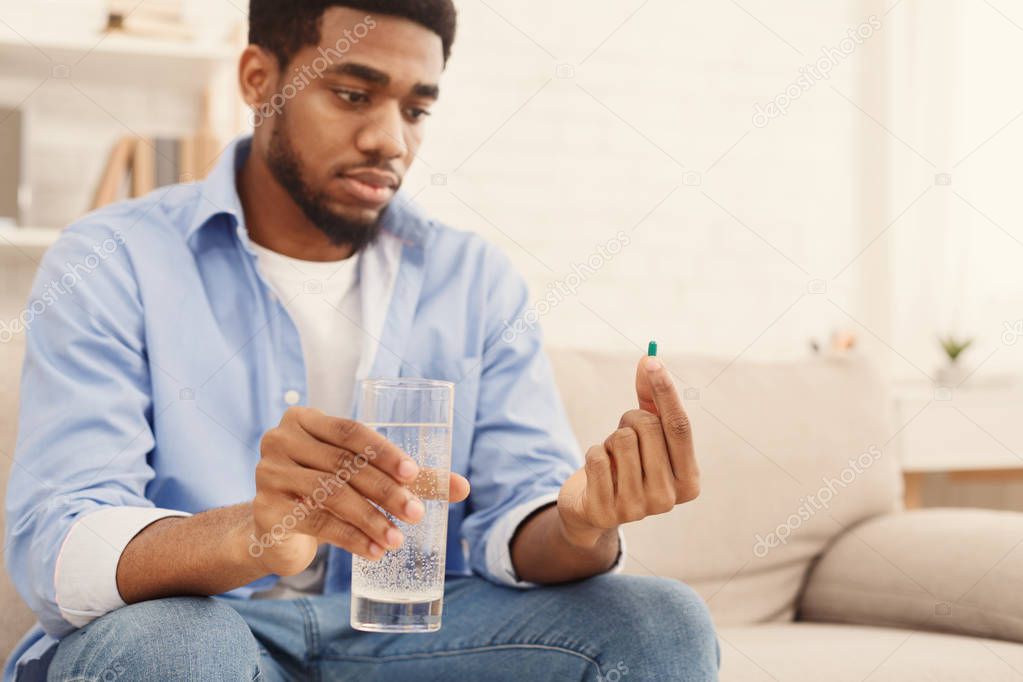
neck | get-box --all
[237,146,354,262]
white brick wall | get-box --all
[408,0,885,367]
[885,1,1023,382]
[3,0,1020,385]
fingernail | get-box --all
[369,542,385,558]
[398,459,419,480]
[645,356,663,372]
[405,498,425,522]
[386,527,404,548]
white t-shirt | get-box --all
[250,241,363,419]
[249,240,364,597]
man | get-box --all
[4,1,718,679]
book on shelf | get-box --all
[91,133,219,210]
[106,0,195,41]
[0,108,24,226]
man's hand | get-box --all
[251,406,470,576]
[557,354,699,547]
[116,408,470,604]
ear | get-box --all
[238,44,281,112]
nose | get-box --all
[355,102,408,160]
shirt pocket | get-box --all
[400,356,482,471]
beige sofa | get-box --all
[4,343,1023,680]
[551,349,1023,682]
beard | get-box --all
[265,113,385,253]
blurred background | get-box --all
[0,1,1021,505]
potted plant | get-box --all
[936,335,973,385]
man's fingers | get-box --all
[287,467,405,552]
[448,472,470,503]
[643,357,695,453]
[583,445,615,526]
[346,462,426,524]
[604,427,644,521]
[269,431,423,524]
[290,407,419,484]
[635,355,658,414]
[305,509,384,561]
[619,409,675,513]
[255,472,384,560]
[272,429,369,478]
[642,357,685,426]
[397,468,465,501]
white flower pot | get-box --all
[936,363,969,387]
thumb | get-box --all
[635,354,659,415]
[408,470,470,502]
[448,472,471,503]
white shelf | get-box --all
[0,226,62,261]
[895,382,1023,473]
[0,31,235,90]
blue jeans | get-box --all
[46,574,719,681]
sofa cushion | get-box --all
[801,508,1023,643]
[718,622,1023,681]
[547,348,902,625]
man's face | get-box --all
[255,7,444,247]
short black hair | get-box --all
[249,1,457,68]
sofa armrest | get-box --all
[800,508,1023,643]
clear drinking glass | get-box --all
[350,378,454,633]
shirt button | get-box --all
[283,390,301,405]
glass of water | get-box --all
[351,378,454,633]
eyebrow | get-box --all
[327,62,440,99]
[412,83,440,99]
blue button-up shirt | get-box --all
[4,136,584,679]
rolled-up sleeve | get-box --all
[54,506,190,627]
[460,244,623,587]
[482,493,627,587]
[3,223,174,636]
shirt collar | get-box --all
[186,135,247,242]
[187,134,431,250]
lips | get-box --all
[338,169,398,207]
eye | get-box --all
[335,88,370,105]
[404,107,432,123]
